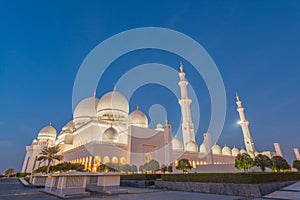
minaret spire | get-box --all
[236,92,240,101]
[236,94,256,155]
[180,61,183,72]
[178,62,196,152]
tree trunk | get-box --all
[46,160,51,174]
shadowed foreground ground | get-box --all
[0,178,297,200]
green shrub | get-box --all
[34,162,84,173]
[16,172,31,177]
[121,174,159,180]
[160,164,167,173]
[139,160,160,173]
[235,153,254,172]
[162,172,300,184]
[167,165,173,173]
[255,154,272,172]
[272,156,291,172]
[131,165,138,173]
[34,166,48,173]
[98,163,119,172]
[293,160,300,172]
[121,164,132,173]
[54,162,84,172]
[176,159,192,173]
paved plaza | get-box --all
[0,178,299,200]
[265,181,300,200]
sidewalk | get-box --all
[2,178,299,200]
[0,178,243,200]
[264,181,300,200]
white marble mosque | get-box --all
[22,63,289,173]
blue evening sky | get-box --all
[0,0,299,172]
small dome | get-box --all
[38,124,57,140]
[103,127,118,142]
[128,108,148,128]
[222,145,232,156]
[172,138,183,150]
[199,143,206,153]
[212,144,222,155]
[232,146,240,156]
[185,141,198,152]
[156,123,163,130]
[97,89,129,117]
[240,148,247,154]
[73,96,99,119]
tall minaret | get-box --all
[274,143,283,157]
[236,93,256,154]
[178,62,196,150]
[294,148,300,160]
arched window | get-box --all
[120,157,126,165]
[94,156,101,165]
[103,156,110,164]
[85,156,89,169]
[112,157,118,164]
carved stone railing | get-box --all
[30,174,48,187]
[43,172,124,198]
[44,172,90,198]
[86,172,122,193]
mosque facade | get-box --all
[22,63,281,173]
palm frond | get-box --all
[37,145,64,164]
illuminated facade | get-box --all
[22,63,280,173]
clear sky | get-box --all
[0,0,299,172]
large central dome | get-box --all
[97,88,129,121]
[73,95,99,128]
[73,96,99,119]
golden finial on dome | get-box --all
[49,122,52,126]
[113,84,117,91]
[93,89,96,97]
[136,105,139,110]
[179,61,183,72]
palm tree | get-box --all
[37,145,63,174]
